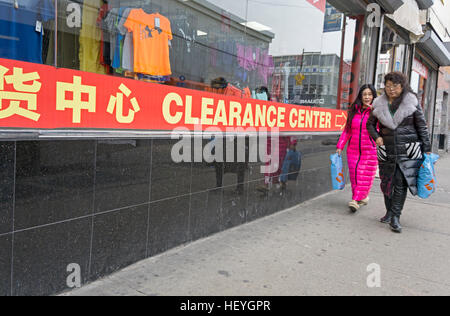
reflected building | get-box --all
[271,53,352,109]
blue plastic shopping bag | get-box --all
[417,153,439,199]
[330,153,345,190]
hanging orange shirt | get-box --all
[124,9,173,76]
[224,84,243,98]
[243,87,251,99]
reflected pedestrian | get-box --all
[280,139,302,190]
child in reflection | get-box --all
[336,85,378,213]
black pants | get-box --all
[384,166,408,217]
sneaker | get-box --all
[358,197,370,206]
[349,200,360,213]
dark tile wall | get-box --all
[0,234,12,296]
[0,142,14,235]
[14,141,95,230]
[147,196,191,257]
[150,139,192,202]
[90,205,149,279]
[12,218,92,296]
[95,140,151,212]
[190,188,222,241]
[0,134,339,296]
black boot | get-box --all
[380,210,393,224]
[388,168,408,234]
[390,216,402,233]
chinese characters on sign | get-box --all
[107,84,141,124]
[0,62,143,126]
[0,66,41,121]
[56,76,96,123]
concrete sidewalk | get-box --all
[63,155,450,296]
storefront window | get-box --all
[374,23,409,96]
[358,12,380,87]
[411,55,438,133]
[0,0,56,66]
[0,0,358,111]
[411,57,430,109]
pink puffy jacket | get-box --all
[337,106,378,202]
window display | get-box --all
[79,0,107,74]
[79,2,173,78]
[0,0,351,111]
[0,0,55,64]
[124,9,172,76]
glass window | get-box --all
[411,56,437,132]
[0,0,56,66]
[374,23,409,96]
[359,12,380,86]
[312,54,320,66]
[304,55,313,67]
[0,0,357,110]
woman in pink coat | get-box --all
[337,85,378,212]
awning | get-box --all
[416,0,435,10]
[386,0,424,37]
[326,0,408,15]
[417,30,450,66]
[377,0,405,14]
[445,42,450,52]
[325,0,432,16]
[325,0,367,15]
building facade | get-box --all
[272,53,352,109]
[0,0,448,296]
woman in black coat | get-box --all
[367,72,431,233]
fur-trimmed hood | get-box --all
[372,93,419,130]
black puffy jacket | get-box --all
[367,92,431,197]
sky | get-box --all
[206,0,356,60]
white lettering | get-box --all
[367,263,382,288]
[66,263,81,289]
[66,2,81,28]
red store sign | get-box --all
[0,58,347,133]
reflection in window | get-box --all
[0,0,353,110]
[0,0,55,64]
[375,23,408,96]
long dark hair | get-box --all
[384,72,416,110]
[344,84,378,132]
